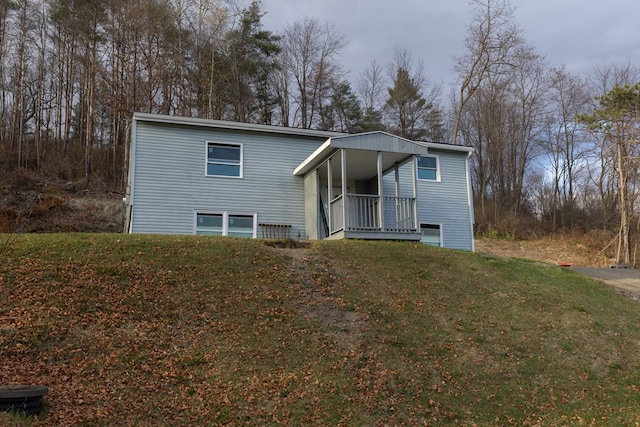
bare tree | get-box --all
[50,0,78,157]
[540,66,590,229]
[280,17,346,128]
[356,60,386,132]
[0,0,13,154]
[506,44,548,214]
[460,40,549,223]
[451,0,521,145]
[10,0,37,169]
[357,60,385,112]
[33,1,50,171]
[588,62,640,97]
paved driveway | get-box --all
[572,267,640,301]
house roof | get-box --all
[132,113,346,139]
[293,131,473,177]
[132,114,473,155]
[333,131,474,154]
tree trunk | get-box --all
[617,141,630,264]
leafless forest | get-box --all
[0,0,639,262]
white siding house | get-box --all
[125,113,475,251]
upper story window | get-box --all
[417,155,439,181]
[207,142,242,178]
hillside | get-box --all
[475,233,615,268]
[0,170,124,234]
[2,235,640,425]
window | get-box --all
[206,142,242,177]
[196,212,256,238]
[420,223,441,247]
[196,214,223,236]
[417,155,439,181]
[227,215,254,238]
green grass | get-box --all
[1,234,640,425]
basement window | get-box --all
[196,212,256,238]
[420,223,442,247]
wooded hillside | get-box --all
[1,0,639,262]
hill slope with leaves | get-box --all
[1,235,640,425]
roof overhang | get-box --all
[132,112,345,139]
[293,131,473,177]
[293,139,334,177]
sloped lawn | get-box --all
[1,234,639,425]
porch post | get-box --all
[394,162,400,198]
[377,151,384,231]
[412,155,418,231]
[327,157,332,234]
[341,149,348,231]
[395,162,400,229]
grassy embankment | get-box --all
[1,234,640,426]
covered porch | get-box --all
[294,132,429,241]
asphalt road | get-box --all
[572,266,640,301]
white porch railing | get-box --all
[382,196,416,232]
[347,194,380,230]
[328,194,416,234]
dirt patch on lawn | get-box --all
[269,245,367,353]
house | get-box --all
[124,113,475,251]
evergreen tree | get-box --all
[225,1,281,123]
[385,67,442,141]
[321,80,362,133]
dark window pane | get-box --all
[418,156,437,169]
[208,145,240,162]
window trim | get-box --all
[416,155,440,182]
[194,211,257,238]
[420,222,443,247]
[205,141,243,178]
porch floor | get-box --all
[325,230,422,241]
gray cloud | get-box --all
[261,0,640,93]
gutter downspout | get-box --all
[465,151,475,252]
[124,116,138,233]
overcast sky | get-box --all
[260,0,640,97]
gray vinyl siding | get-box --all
[417,149,473,251]
[130,121,322,238]
[382,150,473,251]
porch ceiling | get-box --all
[293,131,430,178]
[317,149,413,181]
